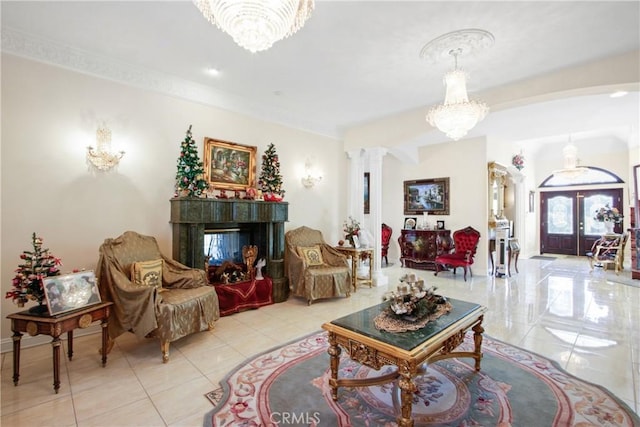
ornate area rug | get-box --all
[204,331,639,426]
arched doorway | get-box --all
[539,167,624,256]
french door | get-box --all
[540,189,623,255]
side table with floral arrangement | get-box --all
[342,216,360,247]
[594,204,623,234]
[5,233,62,314]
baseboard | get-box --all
[1,324,102,354]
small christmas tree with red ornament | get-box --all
[6,233,62,309]
[258,143,285,201]
[174,125,208,197]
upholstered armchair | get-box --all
[381,223,393,266]
[96,231,220,363]
[587,233,628,274]
[434,226,481,281]
[285,226,351,305]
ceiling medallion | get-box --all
[421,29,494,140]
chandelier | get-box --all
[194,0,314,53]
[552,137,588,180]
[421,29,494,141]
[87,125,124,172]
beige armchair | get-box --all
[285,226,351,305]
[96,231,220,362]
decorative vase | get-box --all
[604,220,614,234]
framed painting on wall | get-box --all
[403,177,450,215]
[364,172,370,214]
[203,138,257,191]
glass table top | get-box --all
[329,298,482,352]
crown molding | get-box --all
[1,27,338,139]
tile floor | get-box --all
[1,256,638,426]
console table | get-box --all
[398,229,451,271]
[7,302,112,393]
[334,246,373,291]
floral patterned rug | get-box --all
[204,331,638,426]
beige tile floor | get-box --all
[1,256,638,426]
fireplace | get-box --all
[170,198,289,302]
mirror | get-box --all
[488,162,509,229]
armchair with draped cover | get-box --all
[96,231,220,363]
[285,226,351,305]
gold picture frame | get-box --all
[403,177,450,215]
[203,138,257,191]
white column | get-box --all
[346,149,364,220]
[365,147,388,286]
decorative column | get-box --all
[366,147,388,286]
[346,149,364,220]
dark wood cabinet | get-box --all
[398,229,451,270]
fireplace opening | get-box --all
[204,228,251,265]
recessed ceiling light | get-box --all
[609,90,628,98]
[206,67,221,77]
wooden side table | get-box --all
[334,246,373,291]
[7,301,112,394]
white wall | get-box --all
[1,54,347,343]
[381,137,489,274]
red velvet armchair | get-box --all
[381,223,393,265]
[434,226,481,281]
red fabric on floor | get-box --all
[214,277,273,316]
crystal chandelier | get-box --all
[194,0,314,53]
[421,29,494,141]
[87,125,124,171]
[552,137,588,179]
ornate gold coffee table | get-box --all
[322,298,487,427]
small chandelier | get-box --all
[552,136,588,180]
[421,29,494,141]
[87,125,124,171]
[194,0,314,53]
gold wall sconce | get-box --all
[301,159,323,188]
[86,124,124,171]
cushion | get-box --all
[131,259,163,289]
[297,246,324,266]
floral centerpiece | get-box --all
[343,216,360,246]
[5,233,62,313]
[512,153,525,171]
[593,204,623,224]
[382,274,446,320]
[375,274,452,332]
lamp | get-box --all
[301,159,322,188]
[194,0,314,53]
[552,136,588,180]
[421,29,493,141]
[86,124,124,171]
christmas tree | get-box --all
[174,125,208,198]
[6,233,61,307]
[258,143,285,200]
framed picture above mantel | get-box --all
[404,177,450,215]
[203,138,257,191]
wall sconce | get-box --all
[301,159,323,188]
[86,124,125,171]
